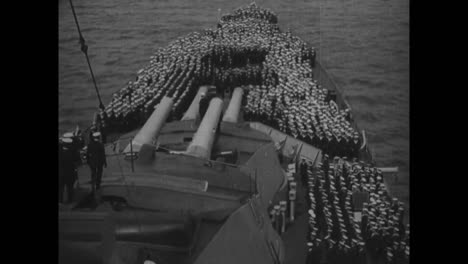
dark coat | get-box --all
[335,137,343,158]
[86,140,107,168]
[352,139,361,158]
[331,137,340,158]
[344,138,353,158]
[59,147,77,181]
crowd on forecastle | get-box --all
[92,3,360,158]
[80,3,411,262]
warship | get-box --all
[59,2,409,264]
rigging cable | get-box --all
[68,0,105,110]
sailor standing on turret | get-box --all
[86,132,107,193]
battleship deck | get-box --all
[59,2,409,263]
[69,61,399,264]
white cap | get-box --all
[63,132,74,138]
[92,132,101,137]
[62,138,73,144]
[308,209,315,217]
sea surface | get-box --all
[59,0,409,204]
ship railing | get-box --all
[314,60,374,164]
[360,130,367,150]
[314,60,353,111]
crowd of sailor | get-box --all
[88,3,359,157]
[243,83,361,158]
[95,3,282,133]
[299,155,409,264]
[220,3,278,24]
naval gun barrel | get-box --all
[186,97,223,159]
[222,87,244,123]
[124,96,173,153]
[181,86,211,120]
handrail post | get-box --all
[250,169,253,194]
[130,137,135,172]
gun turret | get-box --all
[124,96,173,153]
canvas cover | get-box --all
[244,143,285,207]
[194,197,283,264]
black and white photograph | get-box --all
[58,0,410,263]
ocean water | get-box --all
[59,0,409,200]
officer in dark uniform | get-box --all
[86,132,107,192]
[336,133,344,158]
[59,138,78,204]
[100,122,108,144]
[352,133,361,158]
[329,133,339,158]
[344,135,353,159]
